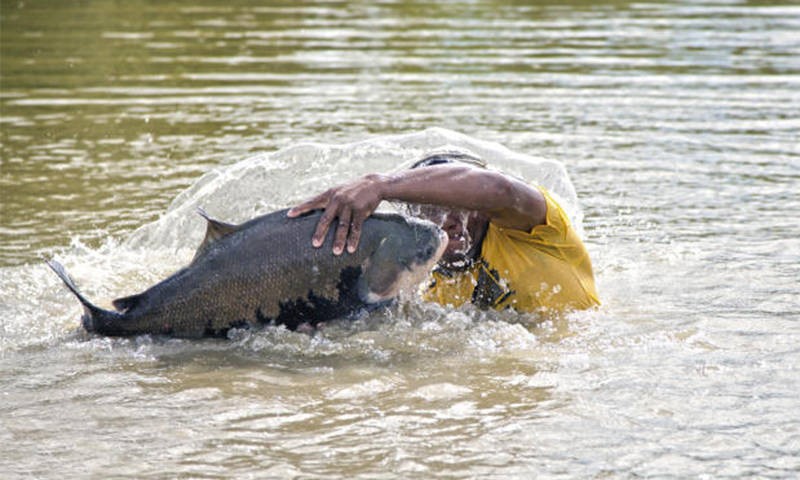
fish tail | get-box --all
[46,259,120,333]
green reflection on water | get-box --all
[2,0,797,266]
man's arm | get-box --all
[287,164,547,254]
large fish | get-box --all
[48,208,446,337]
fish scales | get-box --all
[47,208,446,338]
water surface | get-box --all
[1,0,799,478]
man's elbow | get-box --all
[489,173,533,208]
[486,173,546,227]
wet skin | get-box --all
[287,163,546,267]
[414,205,489,270]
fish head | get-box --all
[359,217,446,303]
[401,216,448,278]
[407,204,487,270]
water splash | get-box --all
[1,129,581,356]
[124,128,582,251]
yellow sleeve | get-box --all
[479,187,599,312]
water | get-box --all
[1,0,799,478]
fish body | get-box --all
[48,209,446,337]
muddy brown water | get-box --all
[1,1,798,478]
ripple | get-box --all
[2,0,799,478]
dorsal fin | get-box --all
[197,207,240,241]
[194,208,242,261]
[112,293,145,312]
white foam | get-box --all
[1,129,582,354]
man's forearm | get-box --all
[375,164,546,231]
[288,162,546,253]
[373,165,511,213]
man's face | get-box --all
[414,205,475,269]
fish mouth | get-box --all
[384,230,447,300]
[408,229,448,275]
[408,229,448,276]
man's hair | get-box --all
[402,150,487,219]
[409,151,487,170]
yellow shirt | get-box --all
[423,187,599,313]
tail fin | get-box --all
[46,259,118,332]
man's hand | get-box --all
[287,175,385,255]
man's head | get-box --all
[406,152,490,271]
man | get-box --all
[287,152,599,314]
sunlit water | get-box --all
[1,1,799,478]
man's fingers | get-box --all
[287,191,330,218]
[312,207,337,248]
[346,214,366,253]
[288,182,379,255]
[287,201,320,218]
[286,207,305,218]
[332,208,352,256]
